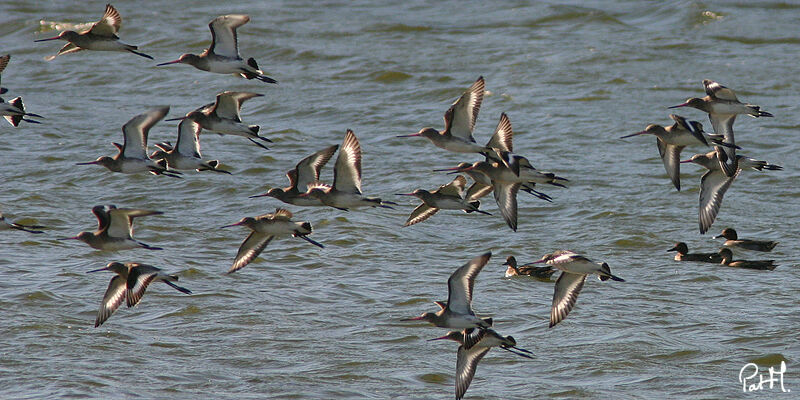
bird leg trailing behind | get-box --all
[0,212,46,234]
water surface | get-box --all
[0,1,798,399]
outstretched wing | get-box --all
[669,114,708,146]
[45,43,84,61]
[446,252,491,315]
[95,275,127,327]
[208,14,249,58]
[436,175,467,198]
[550,271,587,327]
[88,4,122,37]
[91,205,114,231]
[404,203,439,227]
[229,232,273,273]
[0,55,9,88]
[492,181,520,232]
[126,263,160,307]
[455,345,491,400]
[698,168,739,234]
[444,76,484,141]
[107,208,162,238]
[465,182,492,202]
[176,119,203,158]
[332,130,362,194]
[703,79,738,101]
[213,91,262,121]
[295,145,338,190]
[656,138,683,191]
[122,107,169,159]
[485,112,513,152]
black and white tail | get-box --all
[598,262,625,282]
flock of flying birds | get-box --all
[0,4,784,399]
[622,78,781,235]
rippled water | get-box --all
[0,1,798,399]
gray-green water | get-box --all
[0,1,798,398]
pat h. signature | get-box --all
[739,361,790,393]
